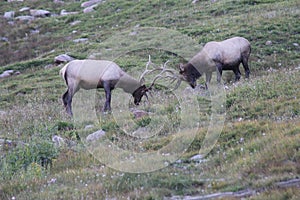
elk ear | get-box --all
[179,63,185,72]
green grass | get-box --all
[0,0,300,199]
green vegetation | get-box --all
[0,0,299,199]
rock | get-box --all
[70,20,81,26]
[0,70,14,79]
[54,54,74,64]
[81,0,102,8]
[60,9,79,16]
[4,11,15,20]
[30,9,51,17]
[1,37,9,42]
[52,135,65,147]
[132,109,149,119]
[73,38,89,43]
[265,40,272,46]
[7,0,24,2]
[19,7,30,12]
[83,5,98,13]
[84,124,94,130]
[86,130,106,142]
[190,154,204,161]
[15,15,35,22]
[54,0,64,4]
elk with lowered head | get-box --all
[179,36,251,89]
[60,58,178,116]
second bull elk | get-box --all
[60,58,179,116]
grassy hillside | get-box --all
[1,0,299,199]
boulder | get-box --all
[54,54,74,64]
[81,0,102,8]
[30,9,51,17]
[4,11,15,19]
[86,130,106,142]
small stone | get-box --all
[30,9,51,17]
[265,40,272,46]
[86,130,106,142]
[15,15,35,22]
[132,109,148,119]
[73,38,89,43]
[70,20,81,26]
[190,154,203,161]
[19,7,30,12]
[52,135,65,147]
[60,9,79,16]
[54,54,74,64]
[83,5,97,13]
[81,0,102,8]
[4,11,15,19]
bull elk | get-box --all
[60,58,179,116]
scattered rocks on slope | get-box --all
[54,54,75,64]
[0,70,20,79]
[86,130,106,142]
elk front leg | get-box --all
[103,82,112,112]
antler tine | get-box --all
[139,55,162,83]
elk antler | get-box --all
[139,55,183,90]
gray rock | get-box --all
[15,15,35,22]
[73,38,89,43]
[60,9,79,16]
[54,54,75,64]
[19,7,30,12]
[84,124,94,130]
[7,0,24,2]
[1,37,9,42]
[81,0,102,8]
[70,20,82,26]
[52,135,65,147]
[0,70,14,78]
[86,130,106,142]
[4,11,15,19]
[132,109,149,119]
[30,9,51,17]
[190,154,204,161]
[265,40,272,46]
[83,5,98,13]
